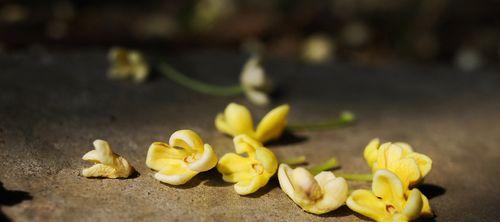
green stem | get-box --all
[287,111,356,131]
[158,62,244,96]
[335,173,373,181]
[308,157,339,175]
[281,155,307,166]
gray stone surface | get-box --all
[0,50,499,221]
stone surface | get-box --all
[0,50,499,221]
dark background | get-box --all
[0,0,499,70]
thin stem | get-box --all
[281,155,307,166]
[287,111,356,131]
[308,157,339,175]
[335,173,373,181]
[158,62,244,96]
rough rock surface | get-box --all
[0,50,499,221]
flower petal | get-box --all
[313,172,348,214]
[347,189,388,221]
[146,142,188,171]
[255,104,290,143]
[375,143,403,171]
[364,138,380,168]
[372,170,405,211]
[188,144,218,172]
[153,160,198,185]
[215,103,255,137]
[420,193,434,217]
[402,189,423,220]
[406,153,432,178]
[392,158,421,188]
[169,129,204,153]
[277,164,295,197]
[254,145,278,174]
[217,153,254,183]
[234,174,269,195]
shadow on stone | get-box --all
[315,205,355,218]
[418,183,446,199]
[0,181,32,222]
[267,130,308,147]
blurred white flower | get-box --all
[240,56,273,106]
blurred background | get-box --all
[0,0,499,71]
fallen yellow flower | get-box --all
[146,130,218,185]
[215,103,289,144]
[278,164,348,214]
[81,139,134,178]
[363,139,433,216]
[217,135,278,195]
[347,169,424,222]
[108,47,149,83]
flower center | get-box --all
[252,163,264,174]
[385,204,397,214]
[183,154,196,163]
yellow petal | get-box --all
[372,170,405,211]
[394,142,414,156]
[169,129,204,153]
[234,173,270,195]
[82,164,118,178]
[420,193,434,217]
[215,103,255,137]
[364,138,380,168]
[375,143,403,171]
[391,158,421,188]
[82,140,114,164]
[346,189,389,221]
[255,104,290,143]
[217,153,254,183]
[406,153,432,178]
[146,142,188,171]
[402,189,423,220]
[187,144,218,172]
[254,144,278,174]
[233,134,262,155]
[154,160,198,185]
[312,172,348,214]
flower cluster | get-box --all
[80,103,435,221]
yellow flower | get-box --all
[146,130,218,185]
[215,103,290,144]
[82,139,134,178]
[363,139,433,216]
[217,135,278,195]
[108,47,149,83]
[347,170,424,222]
[277,164,348,214]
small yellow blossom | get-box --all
[217,135,278,195]
[146,130,218,185]
[363,139,433,216]
[347,170,424,222]
[108,47,149,83]
[81,140,134,178]
[278,164,348,214]
[240,56,273,106]
[215,103,289,144]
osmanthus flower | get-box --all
[217,135,278,195]
[81,139,134,178]
[363,139,433,216]
[347,170,424,222]
[240,56,273,106]
[277,164,348,214]
[146,130,218,185]
[215,103,290,144]
[108,47,149,83]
